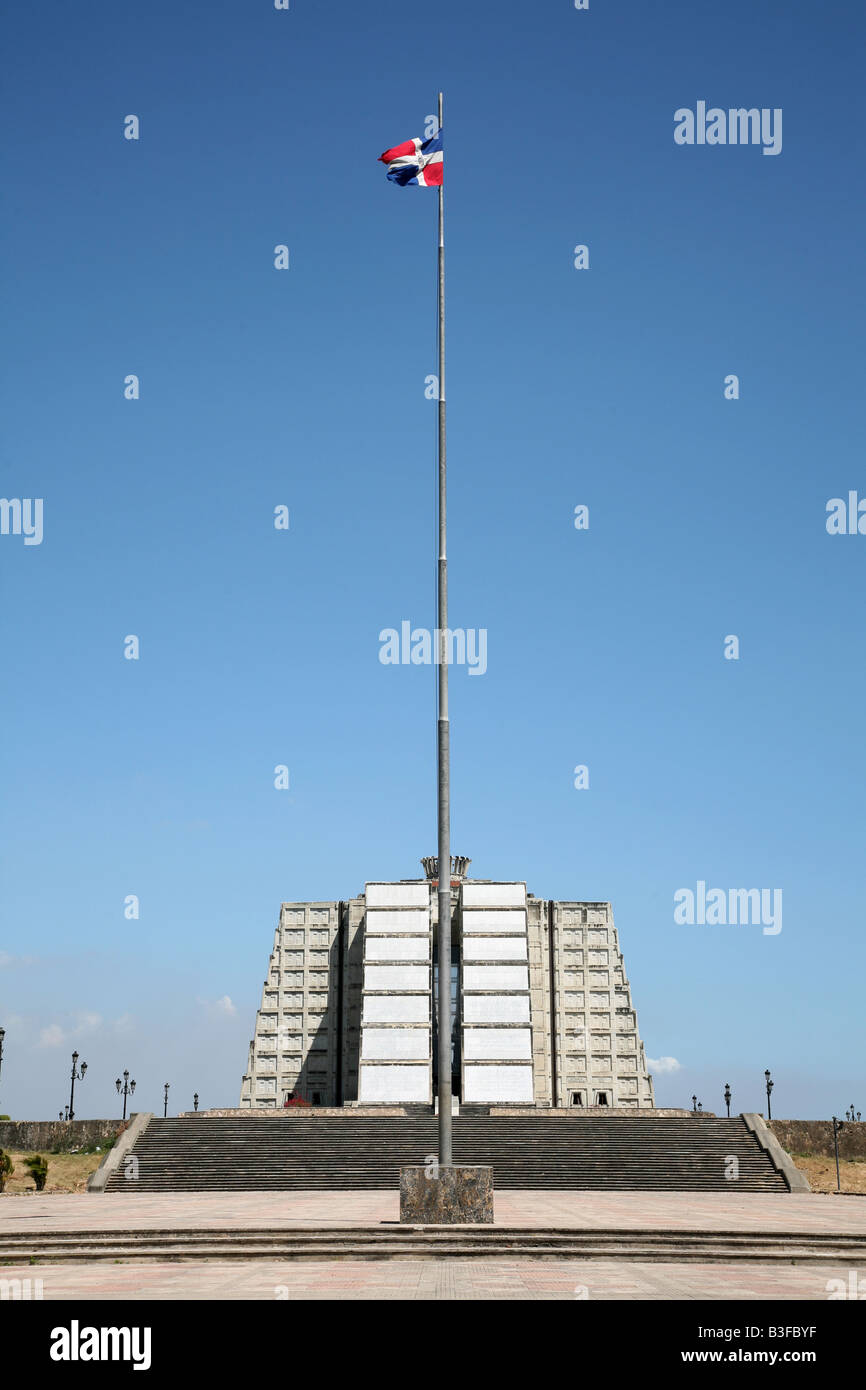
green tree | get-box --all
[0,1150,13,1192]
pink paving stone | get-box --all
[1,1259,861,1301]
[2,1189,865,1234]
[2,1190,864,1301]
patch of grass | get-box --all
[792,1155,866,1194]
[0,1150,103,1195]
[50,1137,116,1156]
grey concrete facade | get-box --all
[240,863,655,1111]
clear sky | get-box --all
[1,1,863,1122]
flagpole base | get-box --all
[399,1165,493,1224]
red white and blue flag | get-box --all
[378,130,443,187]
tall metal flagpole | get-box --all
[435,89,453,1168]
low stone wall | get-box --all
[181,1107,409,1118]
[743,1113,810,1192]
[770,1119,866,1161]
[0,1119,123,1152]
[489,1107,702,1117]
[189,1105,702,1119]
[88,1114,151,1193]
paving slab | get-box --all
[3,1257,863,1300]
[2,1190,864,1235]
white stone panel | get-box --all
[365,909,429,933]
[363,995,429,1024]
[461,883,526,907]
[462,937,527,961]
[461,910,526,933]
[462,1028,532,1060]
[366,883,429,908]
[364,965,428,991]
[365,936,429,962]
[463,995,530,1023]
[463,1065,534,1103]
[362,1028,430,1060]
[359,1064,430,1102]
[463,965,529,991]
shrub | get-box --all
[0,1150,13,1191]
[24,1155,48,1192]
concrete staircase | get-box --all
[1,1226,861,1265]
[104,1115,790,1193]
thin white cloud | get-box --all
[647,1056,682,1074]
[37,1012,105,1049]
[38,1023,66,1048]
[197,994,238,1018]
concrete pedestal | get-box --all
[399,1165,493,1224]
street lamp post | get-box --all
[163,1083,170,1118]
[832,1116,844,1193]
[724,1083,732,1118]
[193,1093,199,1112]
[764,1069,774,1122]
[0,1026,5,1086]
[692,1094,698,1113]
[115,1069,136,1122]
[68,1051,87,1121]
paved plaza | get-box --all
[2,1190,864,1299]
[2,1189,863,1233]
[3,1257,857,1300]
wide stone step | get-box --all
[103,1115,789,1193]
[3,1226,860,1264]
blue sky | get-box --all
[1,0,863,1122]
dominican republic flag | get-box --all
[378,130,443,186]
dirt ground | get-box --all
[792,1154,866,1195]
[0,1150,104,1195]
